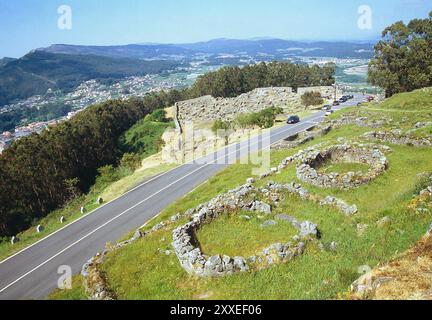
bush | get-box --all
[146,109,167,122]
[120,153,142,172]
[212,120,231,135]
[234,107,283,129]
[301,91,324,107]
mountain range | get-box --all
[0,38,375,107]
[40,38,375,59]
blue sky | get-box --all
[0,0,431,58]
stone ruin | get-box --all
[363,129,432,147]
[293,144,390,190]
[175,87,299,123]
[172,182,320,277]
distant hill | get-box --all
[40,39,375,59]
[41,44,194,59]
[179,38,375,58]
[0,51,179,106]
[0,57,16,67]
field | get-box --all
[50,88,432,300]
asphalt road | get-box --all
[0,94,366,300]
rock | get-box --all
[170,213,182,222]
[250,201,272,214]
[377,216,392,228]
[261,220,277,228]
[240,215,251,220]
[299,221,318,238]
[233,257,249,272]
[246,178,255,184]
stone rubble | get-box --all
[363,130,432,147]
[293,144,389,190]
[176,87,300,123]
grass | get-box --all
[0,158,176,262]
[196,210,298,258]
[50,88,432,300]
[318,162,370,175]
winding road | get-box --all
[0,95,365,300]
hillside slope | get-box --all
[0,51,178,106]
[50,88,432,300]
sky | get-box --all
[0,0,431,58]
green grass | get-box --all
[50,89,432,300]
[196,211,298,258]
[318,162,370,175]
[49,276,87,300]
[0,160,175,262]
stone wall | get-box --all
[363,130,432,147]
[293,144,390,190]
[176,87,299,123]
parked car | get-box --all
[322,105,332,111]
[287,115,300,124]
[333,101,340,106]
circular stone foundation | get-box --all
[296,144,389,189]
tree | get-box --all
[368,12,432,97]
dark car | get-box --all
[322,105,332,111]
[333,101,340,106]
[287,115,300,124]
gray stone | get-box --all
[261,220,277,228]
[250,201,272,214]
[299,221,318,238]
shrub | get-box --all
[301,91,324,107]
[212,120,232,135]
[120,153,142,172]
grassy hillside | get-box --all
[0,51,178,106]
[50,88,432,300]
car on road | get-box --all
[287,115,300,124]
[333,101,340,106]
[322,105,332,111]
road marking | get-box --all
[0,98,364,295]
[0,119,311,294]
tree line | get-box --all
[0,61,335,237]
